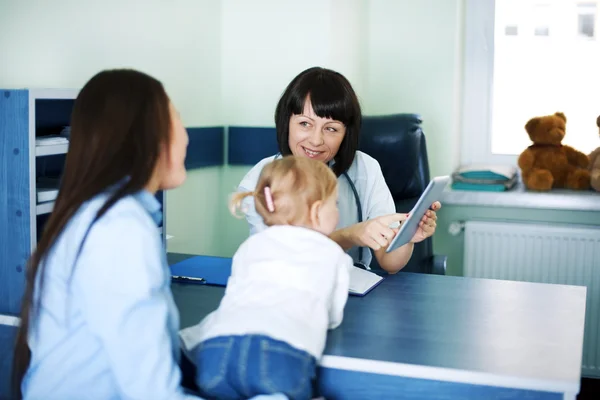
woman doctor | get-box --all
[238,67,441,273]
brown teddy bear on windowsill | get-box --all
[518,112,590,191]
[588,116,600,192]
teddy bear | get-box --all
[518,112,590,191]
[588,115,600,192]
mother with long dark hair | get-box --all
[11,69,196,399]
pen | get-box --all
[171,275,206,284]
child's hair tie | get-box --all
[263,186,275,212]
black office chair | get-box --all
[359,114,447,275]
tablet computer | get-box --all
[385,175,450,253]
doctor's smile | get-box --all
[301,146,324,158]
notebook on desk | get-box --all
[347,266,384,296]
[170,256,384,297]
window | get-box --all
[534,25,550,36]
[578,2,597,38]
[462,0,600,166]
[533,3,552,36]
[505,25,519,35]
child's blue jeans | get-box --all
[191,334,317,400]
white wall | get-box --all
[0,0,222,126]
[221,0,327,126]
[328,0,369,100]
[220,0,367,126]
[0,0,224,255]
[363,0,464,178]
[220,0,464,176]
[0,0,466,256]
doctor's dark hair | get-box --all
[12,69,172,399]
[231,156,337,227]
[274,67,362,176]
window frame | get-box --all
[461,0,519,166]
[577,2,597,38]
[462,0,600,167]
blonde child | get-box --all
[179,155,352,400]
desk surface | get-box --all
[169,253,586,395]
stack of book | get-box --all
[451,164,518,192]
[35,126,71,147]
[36,177,61,203]
[35,136,69,147]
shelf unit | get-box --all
[0,88,166,317]
[35,143,69,157]
[36,201,55,215]
[29,89,78,252]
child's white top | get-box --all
[238,151,395,268]
[179,225,352,359]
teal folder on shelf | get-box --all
[169,255,384,297]
[450,182,511,192]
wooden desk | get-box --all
[169,254,586,400]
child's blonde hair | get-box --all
[231,156,338,227]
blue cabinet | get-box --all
[1,89,79,316]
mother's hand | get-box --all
[348,213,407,251]
[410,201,441,244]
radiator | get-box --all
[463,220,600,378]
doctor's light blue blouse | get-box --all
[22,190,199,399]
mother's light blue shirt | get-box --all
[22,190,198,399]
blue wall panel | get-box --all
[228,126,278,165]
[0,90,30,316]
[182,126,280,168]
[185,127,224,169]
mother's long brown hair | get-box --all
[12,69,172,398]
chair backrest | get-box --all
[359,114,433,273]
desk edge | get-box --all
[320,355,579,395]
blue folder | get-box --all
[170,256,232,286]
[169,255,383,297]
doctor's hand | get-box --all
[349,213,408,251]
[409,201,441,244]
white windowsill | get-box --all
[440,181,600,212]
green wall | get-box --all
[166,166,253,258]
